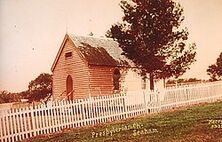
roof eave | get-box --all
[51,34,70,72]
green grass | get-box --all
[23,101,222,142]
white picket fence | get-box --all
[0,81,222,142]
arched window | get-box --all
[113,69,120,90]
[141,77,147,90]
[66,75,73,100]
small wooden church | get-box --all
[51,34,164,100]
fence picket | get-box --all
[0,115,3,142]
[9,109,14,142]
[37,105,41,135]
[11,109,17,141]
[36,105,40,136]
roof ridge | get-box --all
[68,33,114,41]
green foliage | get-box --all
[18,90,30,99]
[28,73,52,102]
[107,0,196,90]
[0,73,52,103]
[207,52,222,81]
[166,78,201,84]
[0,90,20,104]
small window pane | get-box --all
[65,52,72,58]
[113,69,120,90]
[141,77,146,90]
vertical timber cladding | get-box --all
[52,37,90,100]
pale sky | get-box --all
[0,0,222,92]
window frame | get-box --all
[141,76,147,90]
[113,69,121,91]
[65,52,72,59]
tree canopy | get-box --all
[107,0,196,90]
[0,73,52,104]
[0,90,21,104]
[207,52,222,81]
[166,78,202,85]
[28,73,52,102]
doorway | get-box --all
[66,75,73,100]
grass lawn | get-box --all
[22,101,222,142]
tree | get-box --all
[207,52,222,81]
[166,78,201,85]
[187,78,201,83]
[18,90,30,100]
[28,73,52,102]
[0,90,20,104]
[107,0,196,90]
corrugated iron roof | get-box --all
[69,34,131,67]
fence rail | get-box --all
[0,81,222,142]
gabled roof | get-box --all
[51,34,131,72]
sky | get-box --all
[0,0,222,92]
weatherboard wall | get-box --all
[88,65,119,97]
[52,37,90,99]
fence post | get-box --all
[123,94,128,118]
[158,89,165,111]
[143,90,148,114]
[31,105,36,137]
